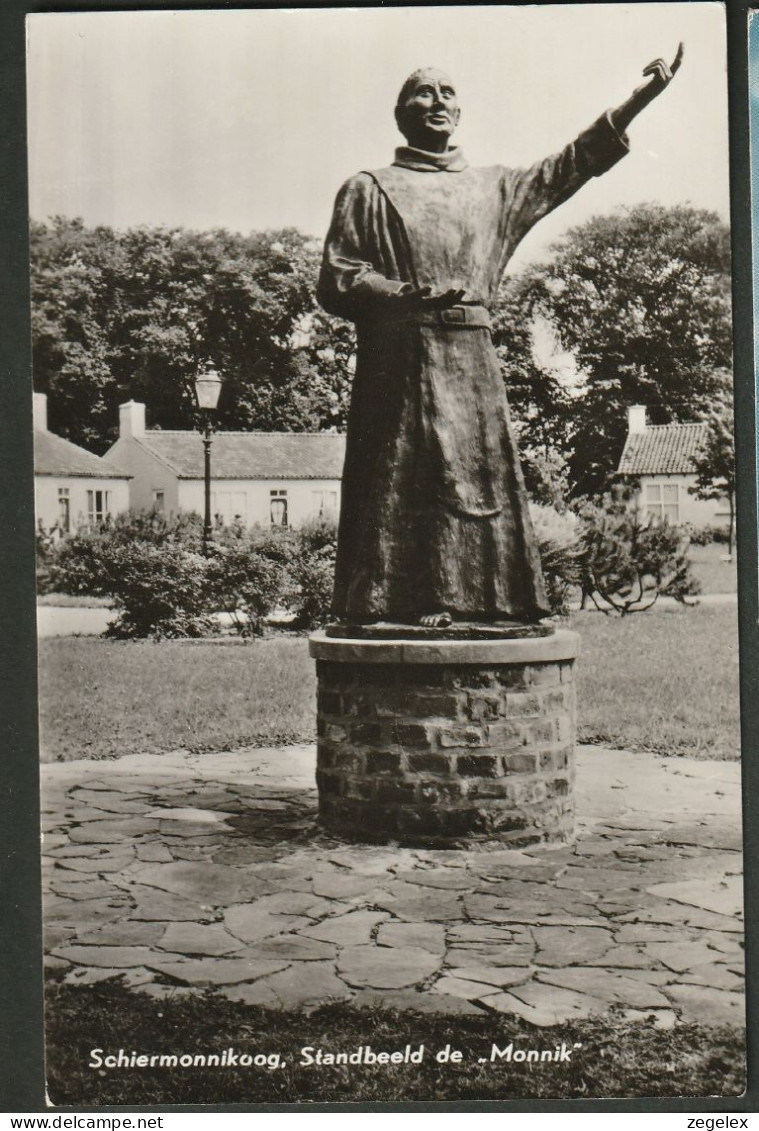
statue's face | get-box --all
[396,69,460,148]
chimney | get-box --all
[33,391,47,431]
[628,404,647,434]
[119,400,146,439]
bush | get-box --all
[684,522,732,547]
[35,528,57,595]
[204,537,292,636]
[577,495,699,616]
[288,517,337,629]
[44,509,338,638]
[529,503,583,616]
[46,510,201,599]
[710,523,732,545]
[48,528,115,598]
[48,510,289,639]
[104,542,217,640]
[521,448,572,511]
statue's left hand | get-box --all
[429,288,466,309]
[641,42,684,96]
[389,286,465,311]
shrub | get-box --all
[684,522,732,547]
[107,508,180,546]
[296,515,339,556]
[46,509,200,599]
[529,503,583,616]
[288,517,338,629]
[521,448,572,511]
[48,528,115,598]
[709,523,732,545]
[49,510,224,638]
[204,538,290,636]
[683,523,712,548]
[35,528,58,595]
[103,541,217,639]
[577,495,700,616]
[47,510,307,639]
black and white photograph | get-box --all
[26,2,745,1106]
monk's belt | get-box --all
[378,304,492,330]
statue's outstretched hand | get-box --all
[642,42,684,96]
[611,42,683,133]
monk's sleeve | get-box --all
[318,174,407,319]
[506,112,630,246]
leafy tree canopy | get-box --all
[491,275,573,505]
[495,204,732,496]
[30,218,354,452]
[690,370,735,552]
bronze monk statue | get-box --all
[318,48,683,630]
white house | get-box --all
[616,404,730,529]
[106,401,346,528]
[33,393,131,534]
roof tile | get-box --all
[34,430,130,479]
[617,423,708,476]
[135,430,346,480]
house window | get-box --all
[86,489,111,527]
[57,487,70,533]
[270,489,288,527]
[646,482,679,523]
[312,489,338,519]
[152,490,165,513]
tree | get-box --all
[577,492,699,616]
[521,204,732,497]
[30,218,124,449]
[690,373,736,555]
[491,275,573,506]
[30,219,353,452]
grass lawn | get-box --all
[573,604,740,760]
[38,604,740,763]
[687,542,737,595]
[37,592,114,608]
[45,979,744,1104]
[38,635,315,762]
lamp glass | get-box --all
[195,368,222,411]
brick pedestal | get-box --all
[309,630,580,847]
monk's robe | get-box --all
[318,113,629,623]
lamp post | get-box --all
[194,364,223,554]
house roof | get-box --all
[133,430,346,480]
[34,429,130,479]
[617,422,708,477]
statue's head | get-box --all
[394,67,460,151]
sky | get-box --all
[27,3,729,272]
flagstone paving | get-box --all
[41,743,744,1028]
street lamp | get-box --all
[194,364,223,554]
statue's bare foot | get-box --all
[419,611,453,628]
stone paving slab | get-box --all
[41,744,744,1028]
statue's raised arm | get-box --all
[611,42,684,134]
